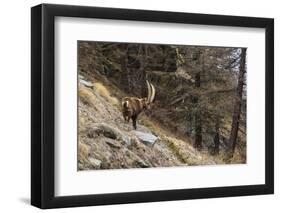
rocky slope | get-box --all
[78,77,215,170]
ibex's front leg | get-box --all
[132,115,137,129]
[123,110,133,123]
[123,112,129,122]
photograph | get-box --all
[78,41,247,170]
[30,2,274,209]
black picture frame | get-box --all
[31,3,274,209]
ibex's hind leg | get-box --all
[132,115,137,129]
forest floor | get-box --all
[78,75,218,170]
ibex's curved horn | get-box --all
[146,80,152,102]
[149,83,156,103]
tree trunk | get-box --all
[126,45,147,96]
[213,116,220,155]
[194,71,202,150]
[228,48,247,158]
[139,45,148,97]
[120,51,129,92]
[191,49,204,150]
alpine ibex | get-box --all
[122,81,156,129]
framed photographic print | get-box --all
[31,3,274,209]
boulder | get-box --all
[79,79,94,88]
[134,159,149,168]
[79,74,85,79]
[121,135,132,146]
[87,123,119,139]
[105,138,121,149]
[87,123,132,146]
[87,127,102,138]
[88,157,102,168]
[131,130,158,146]
[99,123,120,139]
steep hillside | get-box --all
[78,41,247,163]
[78,77,216,170]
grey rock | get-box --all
[99,123,119,139]
[98,123,133,141]
[121,135,131,146]
[83,138,94,145]
[78,163,83,170]
[79,74,85,79]
[134,159,149,168]
[87,123,121,139]
[131,130,158,146]
[87,127,102,138]
[80,79,94,88]
[88,157,102,168]
[105,139,121,149]
[100,161,111,169]
[87,123,132,146]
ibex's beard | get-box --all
[121,81,156,129]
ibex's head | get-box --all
[121,80,156,129]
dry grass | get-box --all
[79,86,96,106]
[79,142,90,159]
[93,82,120,107]
[78,115,89,135]
[79,82,120,108]
[140,116,215,165]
